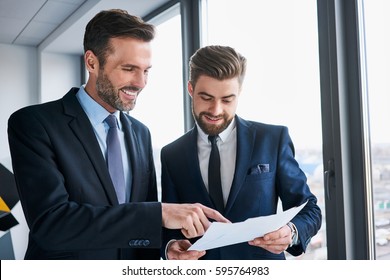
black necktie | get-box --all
[105,114,126,204]
[208,135,224,212]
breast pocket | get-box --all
[245,171,274,183]
[239,172,277,214]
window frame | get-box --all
[317,0,375,259]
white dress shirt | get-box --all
[196,118,237,206]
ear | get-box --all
[187,81,194,98]
[84,50,99,74]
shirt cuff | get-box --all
[164,239,176,260]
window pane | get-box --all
[131,6,184,198]
[203,0,326,259]
[363,0,390,260]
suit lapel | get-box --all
[120,113,143,202]
[62,89,118,205]
[225,116,255,214]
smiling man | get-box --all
[160,45,322,260]
[7,9,228,260]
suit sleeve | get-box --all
[276,127,322,256]
[7,108,162,251]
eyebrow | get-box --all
[121,63,152,70]
[198,92,236,99]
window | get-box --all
[363,0,390,260]
[202,0,326,259]
[131,4,184,198]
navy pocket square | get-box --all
[248,164,270,175]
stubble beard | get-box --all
[192,104,232,136]
[96,71,136,112]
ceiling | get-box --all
[0,0,171,54]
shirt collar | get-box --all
[76,86,122,129]
[196,117,236,144]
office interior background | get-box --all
[0,0,389,260]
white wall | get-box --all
[0,43,39,162]
[40,52,82,102]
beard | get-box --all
[193,105,233,136]
[95,70,139,112]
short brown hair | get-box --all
[83,9,155,67]
[189,45,247,88]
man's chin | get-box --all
[199,123,225,135]
[116,101,136,112]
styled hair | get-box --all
[189,45,247,88]
[83,9,155,67]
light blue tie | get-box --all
[105,114,126,204]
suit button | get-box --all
[129,239,150,247]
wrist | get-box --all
[287,222,298,246]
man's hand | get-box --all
[161,203,230,238]
[167,240,205,260]
[248,224,292,254]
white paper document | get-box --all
[188,201,308,251]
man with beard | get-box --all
[7,9,228,260]
[160,45,322,260]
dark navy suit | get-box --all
[8,88,161,259]
[161,116,321,259]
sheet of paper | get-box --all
[188,201,307,251]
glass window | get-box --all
[131,4,184,198]
[363,0,390,260]
[202,0,326,259]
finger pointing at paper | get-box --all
[161,203,230,238]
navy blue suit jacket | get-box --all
[8,88,161,259]
[161,116,321,259]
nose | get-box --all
[132,70,147,89]
[209,100,223,116]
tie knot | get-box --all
[105,114,118,129]
[208,135,218,145]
